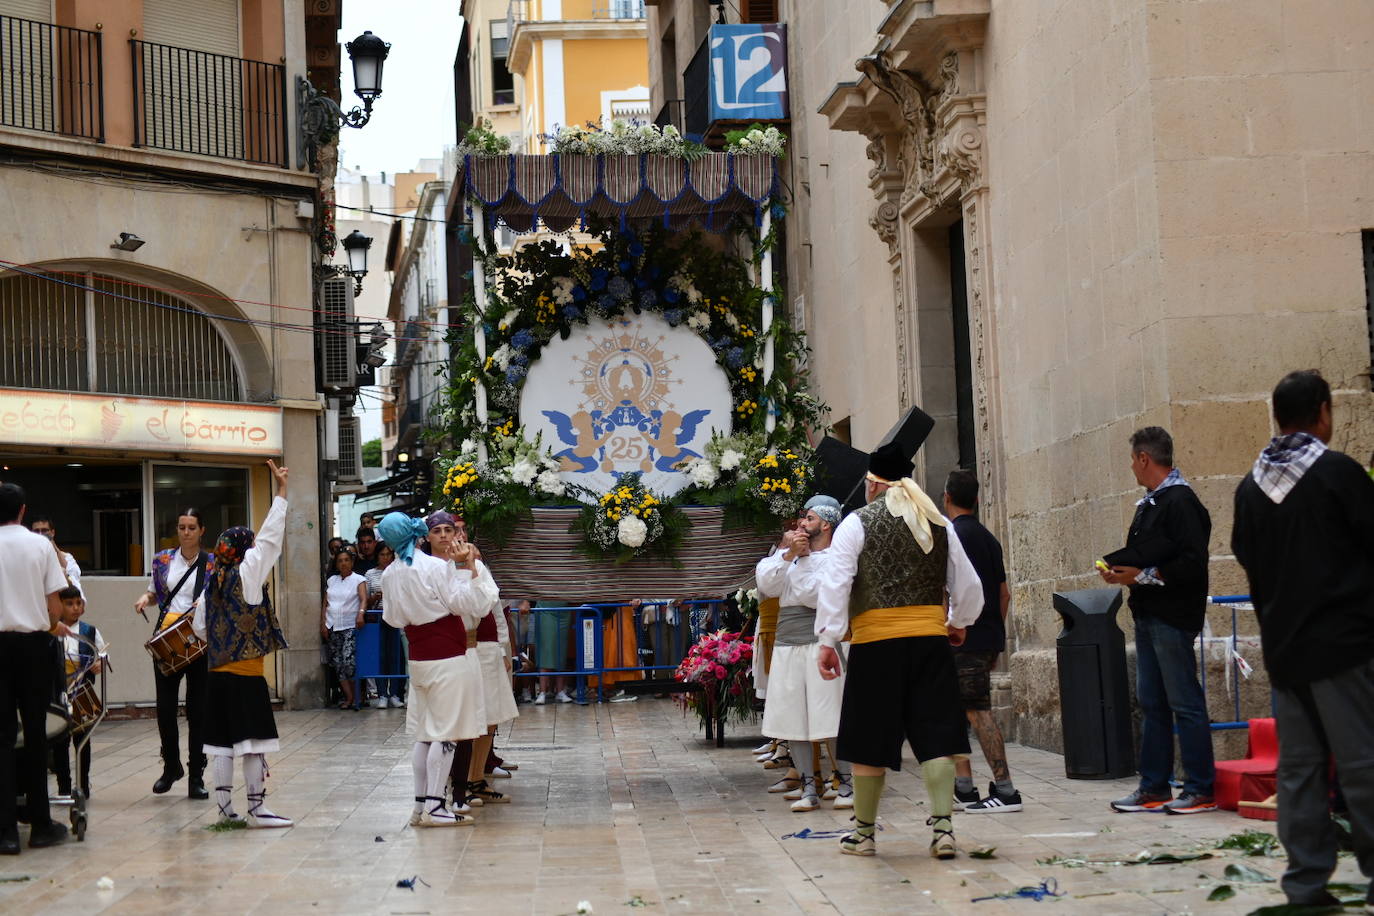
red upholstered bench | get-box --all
[1215,718,1278,811]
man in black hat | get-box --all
[815,443,985,859]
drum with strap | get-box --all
[144,613,207,676]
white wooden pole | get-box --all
[470,202,491,463]
[759,207,776,435]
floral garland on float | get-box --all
[674,630,755,730]
[434,128,825,564]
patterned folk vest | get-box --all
[205,566,289,670]
[149,548,212,627]
[847,499,949,620]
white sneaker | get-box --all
[370,697,387,709]
[555,690,573,704]
[533,692,547,706]
[608,690,638,703]
[388,696,405,708]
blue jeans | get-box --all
[1134,614,1215,797]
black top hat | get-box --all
[867,441,913,482]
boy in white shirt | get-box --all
[51,586,107,798]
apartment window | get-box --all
[740,0,779,23]
[490,20,514,106]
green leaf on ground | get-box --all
[1326,881,1370,897]
[1224,863,1276,884]
[968,846,997,859]
[1216,829,1280,856]
[1207,885,1236,902]
[204,819,248,832]
[626,895,650,907]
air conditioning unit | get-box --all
[336,414,364,489]
[317,275,355,389]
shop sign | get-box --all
[0,388,282,456]
[708,24,789,123]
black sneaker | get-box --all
[954,785,982,812]
[964,782,1023,814]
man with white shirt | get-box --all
[28,517,80,594]
[815,443,984,860]
[0,482,70,853]
[379,511,494,827]
[756,495,852,813]
[134,508,214,799]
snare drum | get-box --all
[69,681,101,733]
[145,613,207,676]
[14,704,70,749]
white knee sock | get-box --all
[412,742,429,802]
[243,753,286,821]
[427,742,456,800]
[213,754,236,819]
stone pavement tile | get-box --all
[2,700,1365,914]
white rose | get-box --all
[536,469,566,496]
[617,515,647,548]
[688,459,719,489]
[719,449,744,471]
[511,458,538,485]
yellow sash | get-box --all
[849,605,946,645]
[213,656,264,677]
[757,597,780,674]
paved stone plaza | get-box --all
[1,699,1361,914]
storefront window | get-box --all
[0,457,142,575]
[150,464,250,553]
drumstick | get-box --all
[137,606,148,622]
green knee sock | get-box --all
[922,757,956,821]
[851,773,885,838]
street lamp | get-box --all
[342,230,372,293]
[362,321,389,369]
[296,30,392,169]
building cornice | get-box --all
[509,20,648,74]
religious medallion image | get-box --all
[519,315,733,497]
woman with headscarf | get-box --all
[378,510,494,827]
[191,459,293,828]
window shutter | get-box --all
[140,0,238,55]
[741,0,778,24]
[0,1,53,22]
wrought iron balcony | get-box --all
[0,14,104,141]
[592,1,646,18]
[130,39,287,167]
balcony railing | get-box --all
[592,1,646,18]
[130,39,287,167]
[0,14,104,141]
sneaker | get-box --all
[1163,793,1217,815]
[964,783,1023,814]
[388,696,406,708]
[28,822,68,848]
[486,766,512,779]
[555,690,573,704]
[1110,788,1172,813]
[954,784,982,812]
[370,697,387,709]
[767,776,800,794]
[534,692,547,706]
[609,691,638,703]
[928,817,956,859]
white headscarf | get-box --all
[878,476,948,554]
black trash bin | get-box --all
[1054,587,1135,779]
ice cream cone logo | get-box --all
[100,402,123,441]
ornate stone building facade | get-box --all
[648,0,1374,751]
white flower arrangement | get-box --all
[546,119,701,158]
[719,449,745,471]
[617,515,648,548]
[458,119,512,158]
[510,457,539,485]
[536,469,567,497]
[686,311,709,331]
[726,125,786,157]
[685,457,720,489]
[491,344,513,371]
[498,308,520,331]
[551,276,576,305]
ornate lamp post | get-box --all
[297,30,392,169]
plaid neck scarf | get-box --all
[1252,432,1327,504]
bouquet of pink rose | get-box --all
[675,629,755,730]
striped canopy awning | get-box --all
[456,153,781,233]
[475,506,776,604]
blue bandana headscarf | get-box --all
[804,495,842,526]
[378,512,429,566]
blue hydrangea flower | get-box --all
[590,269,608,292]
[572,285,587,302]
[511,353,529,367]
[725,347,745,369]
[511,329,535,351]
[663,287,681,304]
[597,294,616,312]
[608,276,632,300]
[639,289,657,309]
[628,239,645,257]
[663,309,684,327]
[505,365,527,384]
[562,304,584,321]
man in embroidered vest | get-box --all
[815,443,984,859]
[192,460,293,828]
